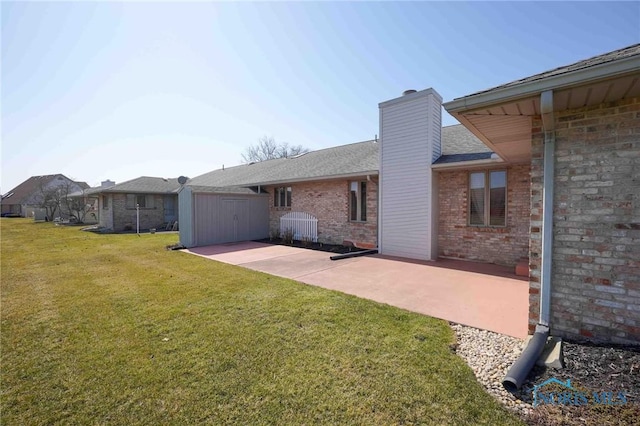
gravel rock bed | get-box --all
[451,324,533,415]
[451,323,640,425]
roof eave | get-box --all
[248,170,380,187]
[431,157,506,170]
[189,170,380,189]
[99,189,179,194]
[444,55,640,113]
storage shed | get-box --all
[179,185,269,248]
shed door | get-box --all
[220,199,247,242]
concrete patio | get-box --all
[185,241,529,339]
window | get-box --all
[102,195,109,210]
[126,194,154,209]
[274,187,292,208]
[469,170,506,226]
[350,181,367,221]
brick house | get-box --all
[96,176,181,232]
[180,44,638,344]
[178,124,508,251]
[444,44,640,344]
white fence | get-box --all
[280,211,318,242]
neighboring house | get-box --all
[66,180,116,224]
[1,174,89,219]
[96,177,181,232]
[444,43,640,344]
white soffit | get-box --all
[458,114,533,163]
[451,72,640,163]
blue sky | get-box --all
[2,1,638,191]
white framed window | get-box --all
[350,181,367,222]
[274,187,292,208]
[469,170,506,227]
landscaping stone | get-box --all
[451,324,533,416]
[451,323,640,424]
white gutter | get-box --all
[189,170,380,189]
[539,89,555,327]
[444,55,640,113]
[431,156,504,170]
[249,170,380,186]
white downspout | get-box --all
[503,90,555,391]
[539,89,555,328]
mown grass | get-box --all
[1,219,522,425]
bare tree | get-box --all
[33,179,90,222]
[62,183,92,223]
[34,184,63,221]
[241,136,309,163]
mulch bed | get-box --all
[254,238,366,255]
[515,341,640,425]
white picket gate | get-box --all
[280,211,318,242]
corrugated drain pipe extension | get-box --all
[503,90,555,392]
[330,249,378,261]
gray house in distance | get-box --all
[96,176,181,232]
[1,174,89,219]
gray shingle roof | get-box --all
[462,43,640,99]
[188,140,379,187]
[188,126,493,188]
[433,152,494,165]
[101,176,182,194]
[441,125,491,155]
[2,174,89,203]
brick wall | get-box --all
[110,193,172,232]
[529,97,640,343]
[267,178,378,247]
[437,164,531,266]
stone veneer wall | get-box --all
[529,97,640,343]
[267,178,378,247]
[437,164,531,267]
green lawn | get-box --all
[1,219,522,425]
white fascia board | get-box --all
[444,55,640,113]
[247,170,380,187]
[431,157,505,170]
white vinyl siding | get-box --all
[379,89,442,260]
